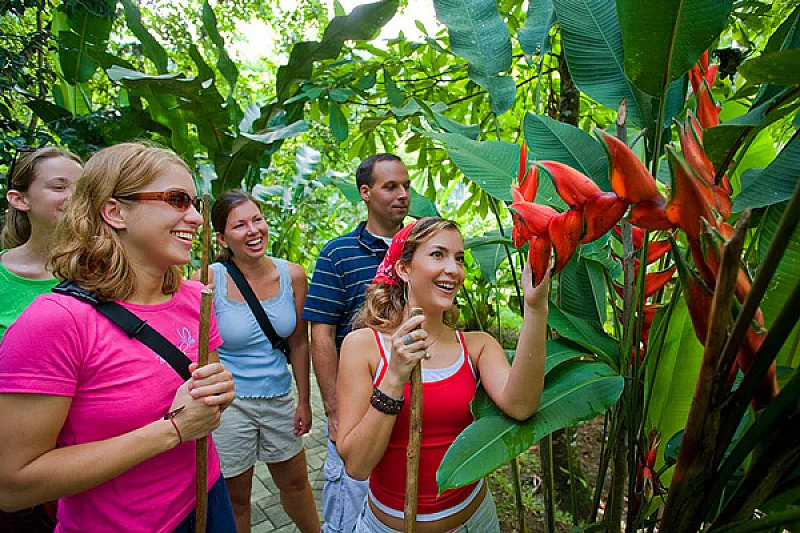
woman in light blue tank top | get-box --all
[194,190,320,533]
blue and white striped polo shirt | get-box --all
[302,221,390,350]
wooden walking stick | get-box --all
[404,307,425,533]
[196,193,212,533]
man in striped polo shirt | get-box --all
[303,153,410,533]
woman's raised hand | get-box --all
[522,256,551,312]
[386,314,428,387]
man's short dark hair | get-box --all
[356,153,403,189]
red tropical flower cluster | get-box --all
[511,144,627,285]
[510,51,778,408]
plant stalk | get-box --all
[659,212,751,533]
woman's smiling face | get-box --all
[218,200,269,260]
[115,164,203,272]
[402,227,465,311]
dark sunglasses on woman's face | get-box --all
[113,189,203,213]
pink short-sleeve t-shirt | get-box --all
[0,280,223,533]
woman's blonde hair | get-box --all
[2,147,82,248]
[49,142,191,301]
[356,217,461,332]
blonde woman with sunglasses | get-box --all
[0,143,236,533]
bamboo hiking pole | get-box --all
[404,307,425,533]
[196,194,212,533]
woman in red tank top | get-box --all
[337,217,551,533]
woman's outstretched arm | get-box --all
[473,261,550,421]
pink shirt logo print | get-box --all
[177,326,195,354]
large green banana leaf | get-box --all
[617,0,733,98]
[553,0,654,129]
[201,1,239,92]
[547,304,619,367]
[275,0,398,103]
[432,0,515,114]
[518,0,555,57]
[437,359,623,491]
[423,132,517,202]
[644,294,704,485]
[559,257,608,325]
[54,1,114,86]
[733,132,800,211]
[120,0,168,74]
[752,5,800,108]
[758,201,800,368]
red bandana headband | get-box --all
[373,220,418,286]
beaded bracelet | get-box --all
[370,386,404,415]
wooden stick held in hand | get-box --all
[404,307,425,533]
[196,193,212,533]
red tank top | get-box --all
[370,329,479,517]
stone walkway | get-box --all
[251,375,328,532]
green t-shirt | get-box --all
[0,251,58,340]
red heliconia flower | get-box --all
[510,202,557,248]
[510,202,558,285]
[598,131,673,230]
[689,50,718,95]
[548,208,583,273]
[540,161,629,244]
[599,131,661,204]
[691,51,720,129]
[510,145,558,285]
[679,111,715,184]
[528,235,553,287]
[642,265,677,298]
[628,200,673,230]
[695,80,720,129]
[679,111,732,219]
[688,222,780,410]
[541,161,603,205]
[581,192,629,242]
[513,144,539,203]
[665,147,717,240]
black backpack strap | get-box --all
[53,280,193,381]
[222,261,290,358]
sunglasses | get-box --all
[114,189,203,213]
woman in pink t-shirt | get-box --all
[337,217,550,533]
[0,143,236,533]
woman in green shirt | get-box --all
[1,147,82,339]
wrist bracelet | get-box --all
[370,387,404,415]
[164,405,185,445]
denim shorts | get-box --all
[322,426,370,533]
[213,395,303,478]
[172,476,236,533]
[353,488,500,533]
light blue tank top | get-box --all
[211,259,295,398]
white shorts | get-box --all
[213,394,303,478]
